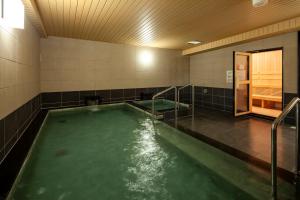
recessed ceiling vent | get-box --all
[252,0,268,7]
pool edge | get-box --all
[5,111,49,200]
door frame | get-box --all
[232,47,284,117]
[234,52,252,116]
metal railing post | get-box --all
[175,87,177,127]
[177,88,180,110]
[177,84,194,120]
[152,86,177,120]
[271,126,277,199]
[270,97,300,199]
[152,98,155,116]
[296,103,299,176]
[192,85,195,121]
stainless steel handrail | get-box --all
[271,97,300,199]
[152,86,177,123]
[178,84,195,120]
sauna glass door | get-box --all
[234,52,252,116]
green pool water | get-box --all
[8,104,295,200]
[134,99,187,111]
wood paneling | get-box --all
[183,16,300,55]
[252,50,282,99]
[252,50,282,90]
[22,0,47,37]
[23,0,300,50]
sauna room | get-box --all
[251,49,283,117]
[234,49,283,118]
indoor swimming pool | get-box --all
[7,104,295,200]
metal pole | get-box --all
[192,85,195,121]
[177,89,180,110]
[270,97,300,199]
[271,126,277,199]
[152,99,154,116]
[296,103,299,176]
[175,87,177,127]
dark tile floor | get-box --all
[174,108,297,174]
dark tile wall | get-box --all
[193,85,298,124]
[38,87,300,124]
[0,95,41,163]
[194,86,234,113]
[41,86,233,113]
[177,86,192,104]
[41,87,169,109]
[40,87,299,123]
[284,93,298,124]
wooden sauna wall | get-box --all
[252,50,282,110]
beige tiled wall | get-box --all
[40,37,189,92]
[190,32,298,93]
[0,18,40,119]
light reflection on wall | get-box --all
[137,50,154,67]
[139,21,154,45]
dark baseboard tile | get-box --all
[225,88,233,98]
[111,89,124,101]
[40,88,297,117]
[0,95,41,164]
[124,89,136,100]
[284,92,298,105]
[0,110,47,199]
[283,92,298,124]
[212,95,225,106]
[62,91,80,103]
[95,90,111,103]
[194,86,233,113]
[41,87,172,109]
[212,87,225,97]
[194,87,299,117]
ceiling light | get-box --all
[252,0,268,7]
[187,40,201,45]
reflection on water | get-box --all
[124,118,175,199]
[87,106,101,112]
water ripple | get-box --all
[124,118,174,199]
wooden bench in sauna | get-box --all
[252,94,282,108]
[251,85,282,110]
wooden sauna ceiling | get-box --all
[33,0,300,50]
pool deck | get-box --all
[168,108,297,181]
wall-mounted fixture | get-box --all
[1,0,24,29]
[187,40,201,45]
[252,0,268,7]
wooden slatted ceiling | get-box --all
[22,0,47,36]
[30,0,300,50]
